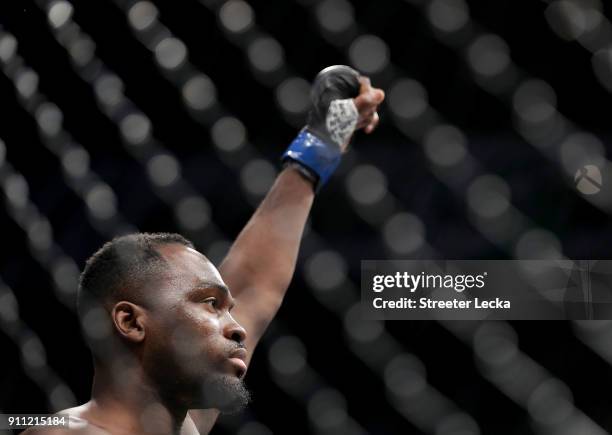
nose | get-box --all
[223,313,247,345]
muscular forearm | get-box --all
[219,167,314,351]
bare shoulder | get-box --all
[20,421,103,434]
[20,428,71,435]
[20,406,109,435]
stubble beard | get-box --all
[200,374,251,414]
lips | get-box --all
[229,348,247,361]
[228,348,248,377]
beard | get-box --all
[143,351,251,414]
[200,374,251,414]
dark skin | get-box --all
[23,77,385,435]
[24,245,246,435]
[192,77,383,433]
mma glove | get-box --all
[282,65,361,192]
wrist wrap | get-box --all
[281,65,361,191]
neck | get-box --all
[85,364,187,435]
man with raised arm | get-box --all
[23,66,384,435]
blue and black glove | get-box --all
[282,65,362,192]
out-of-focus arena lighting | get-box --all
[467,175,511,219]
[545,0,603,42]
[435,413,480,435]
[68,36,96,68]
[573,320,612,366]
[240,159,277,196]
[94,74,125,109]
[15,68,39,100]
[268,335,307,377]
[424,124,467,167]
[475,326,572,426]
[512,80,562,147]
[218,0,254,35]
[388,79,428,120]
[147,153,181,187]
[473,322,518,368]
[384,353,427,399]
[154,37,187,71]
[307,389,348,431]
[85,183,118,220]
[182,74,217,111]
[591,48,612,92]
[0,139,6,168]
[315,0,355,35]
[427,0,470,34]
[527,378,574,427]
[574,319,612,334]
[560,132,605,175]
[304,250,347,292]
[247,37,284,74]
[344,303,384,343]
[211,116,247,152]
[120,113,152,145]
[514,228,563,260]
[0,33,18,64]
[383,212,426,255]
[47,1,74,30]
[467,34,511,78]
[236,422,273,435]
[0,287,18,324]
[3,173,29,209]
[51,257,79,295]
[35,102,64,137]
[27,218,53,252]
[275,77,310,116]
[348,35,390,75]
[21,335,47,369]
[127,1,159,32]
[175,196,210,231]
[61,147,91,179]
[473,326,541,409]
[513,80,558,125]
[346,164,388,206]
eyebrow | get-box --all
[191,281,236,306]
[192,280,231,296]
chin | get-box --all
[198,373,251,413]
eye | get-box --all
[203,297,218,308]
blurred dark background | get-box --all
[1,0,612,434]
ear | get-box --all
[111,301,147,343]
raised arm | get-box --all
[225,71,384,359]
[185,67,384,434]
[219,166,314,355]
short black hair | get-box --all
[77,232,194,315]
